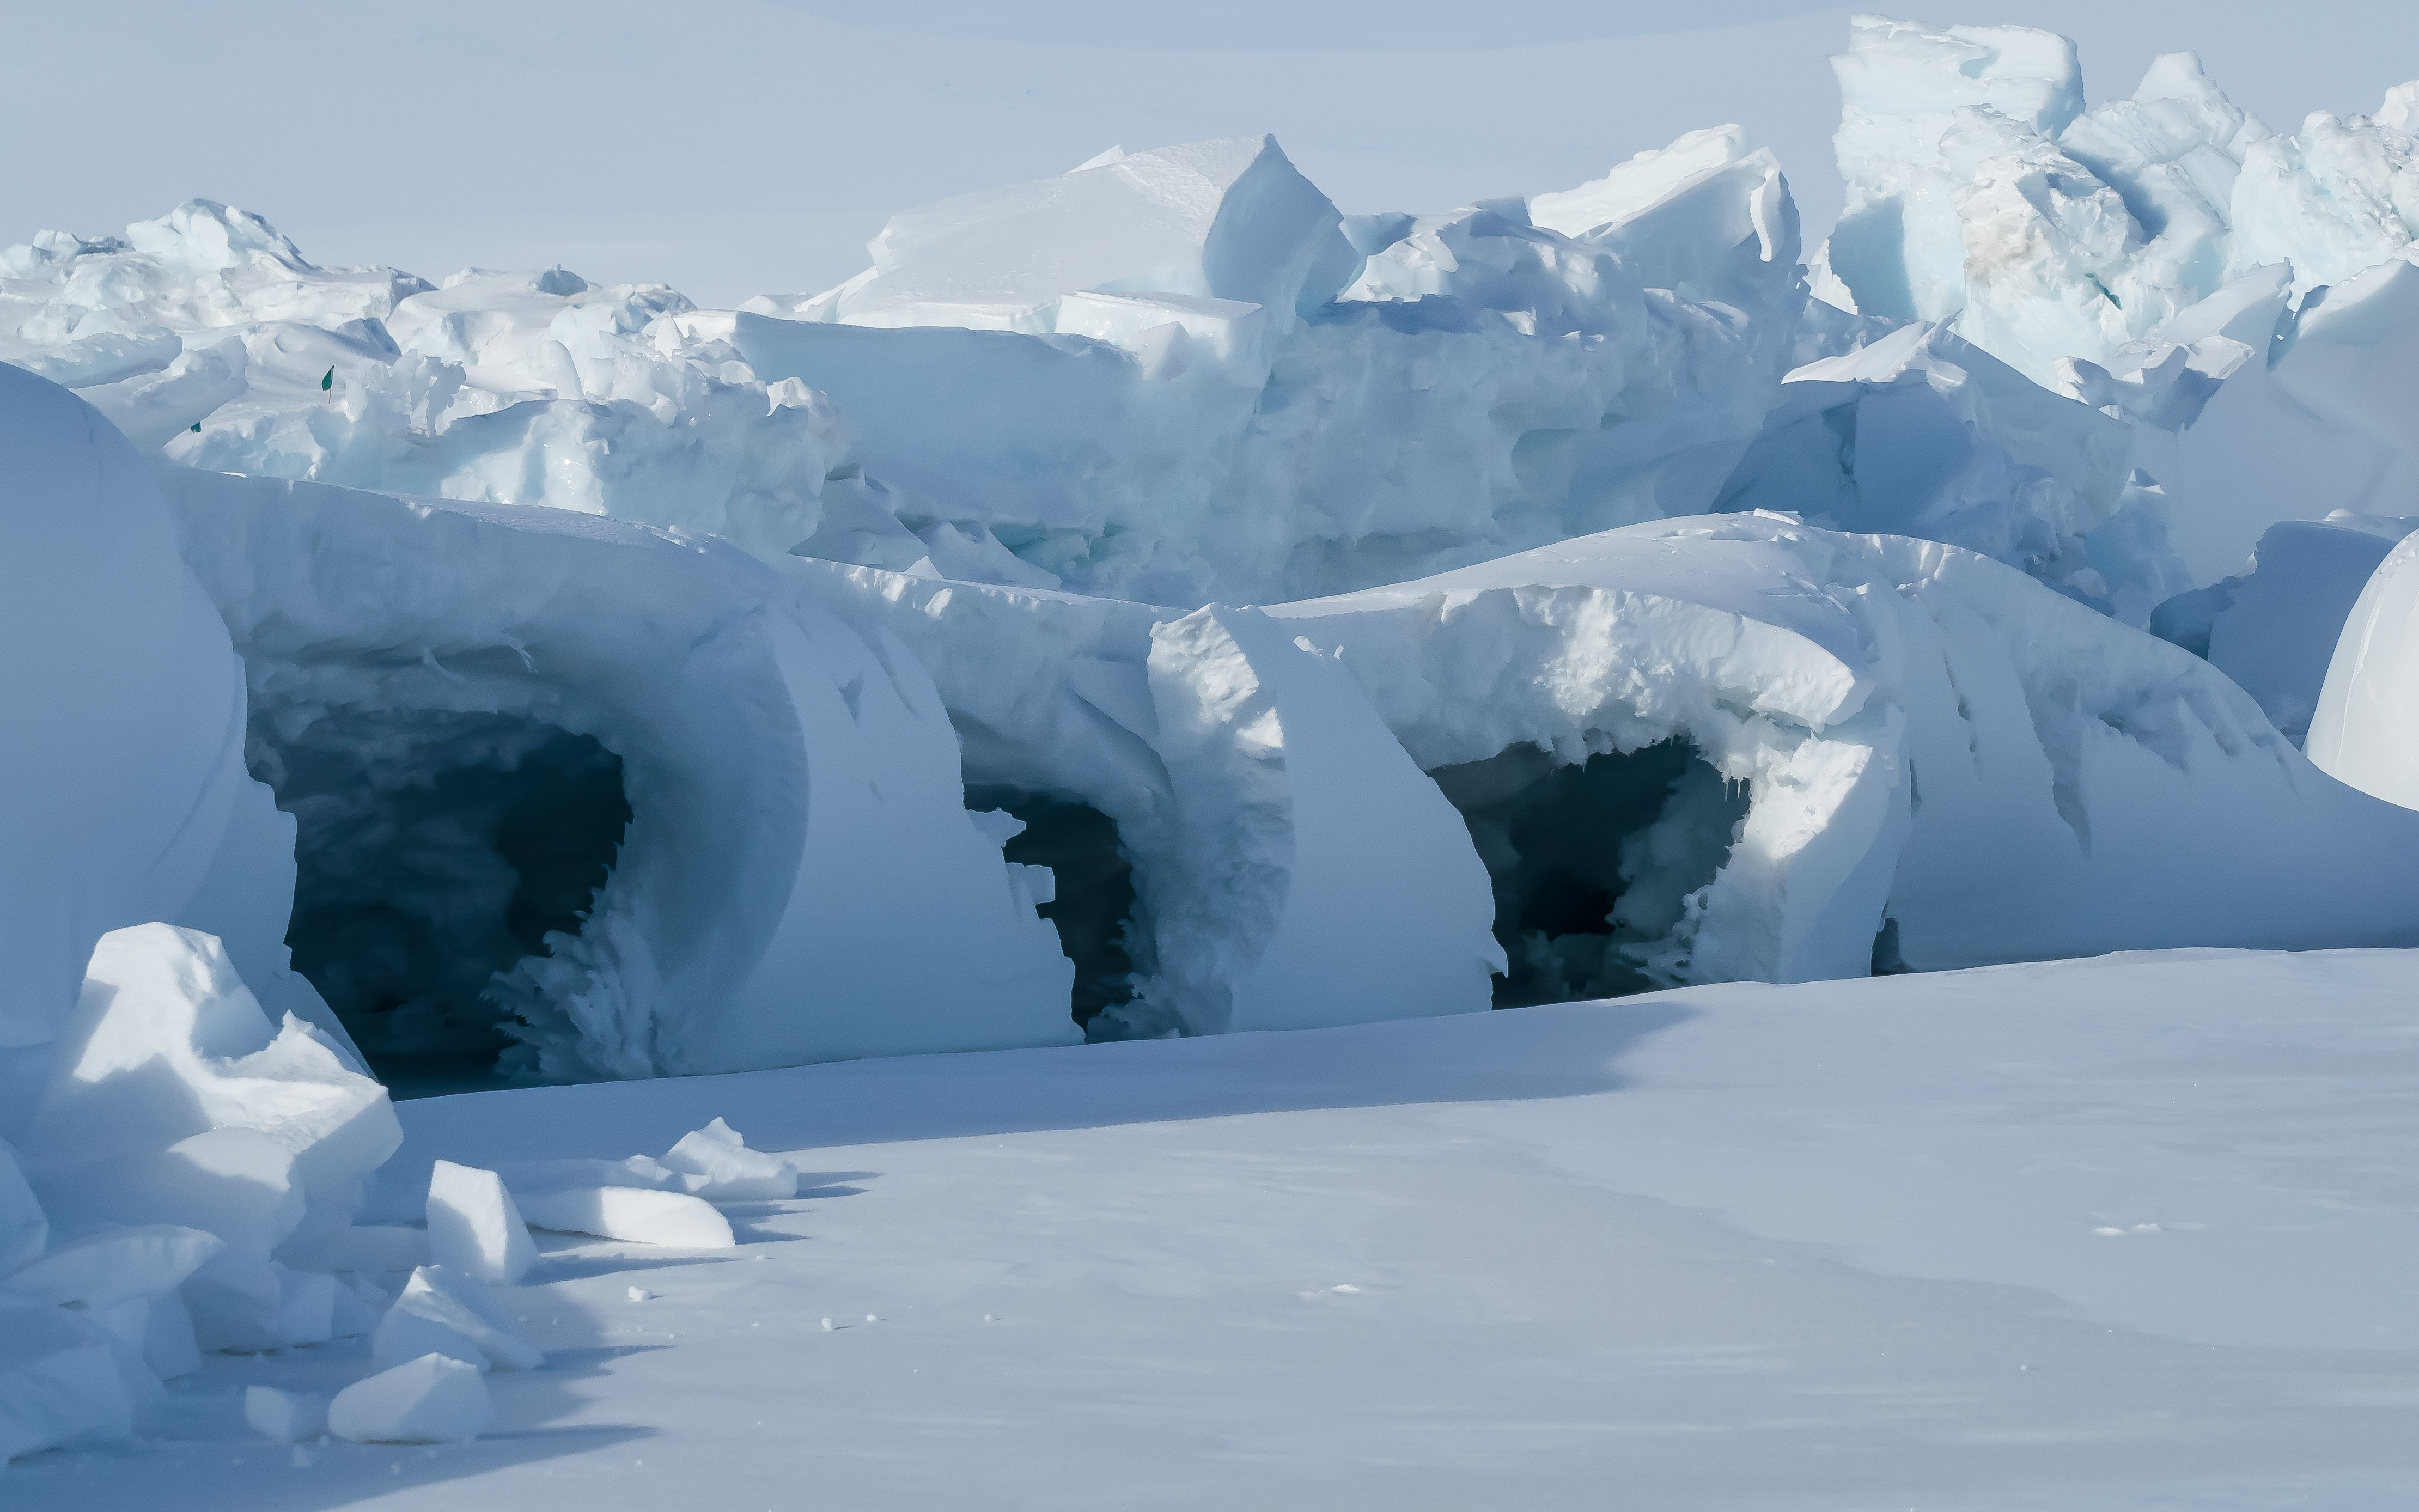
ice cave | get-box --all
[10,6,2419,1495]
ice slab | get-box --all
[370,1265,541,1373]
[327,1353,493,1444]
[657,1120,798,1203]
[243,1385,326,1444]
[515,1186,735,1249]
[425,1162,535,1286]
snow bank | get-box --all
[2308,527,2419,809]
[796,562,1504,1038]
[1267,514,2419,979]
[163,468,1076,1078]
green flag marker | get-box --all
[191,422,201,432]
[321,365,334,392]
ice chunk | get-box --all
[1826,15,2084,324]
[243,1385,327,1443]
[0,1300,137,1463]
[26,924,398,1202]
[657,1119,799,1203]
[327,1353,494,1444]
[516,1186,736,1249]
[2308,528,2419,809]
[2155,515,2419,743]
[0,1226,222,1310]
[425,1162,535,1286]
[1716,321,2163,618]
[805,135,1355,335]
[370,1265,543,1373]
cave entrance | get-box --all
[249,707,633,1097]
[963,784,1140,1032]
[1427,738,1750,1009]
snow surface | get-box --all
[10,949,2419,1505]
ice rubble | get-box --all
[1814,16,2419,586]
[0,918,812,1461]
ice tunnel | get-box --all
[964,786,1142,1030]
[254,706,632,1092]
[794,562,1506,1037]
[1429,740,1750,1008]
[1270,514,2419,980]
[161,468,1079,1086]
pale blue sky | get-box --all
[5,2,2414,306]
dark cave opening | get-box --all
[964,784,1141,1030]
[1427,738,1751,1009]
[249,706,633,1095]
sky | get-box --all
[5,2,2417,308]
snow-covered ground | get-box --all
[10,947,2418,1508]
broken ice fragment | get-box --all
[327,1353,493,1444]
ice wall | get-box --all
[164,470,1077,1079]
[1814,19,2419,590]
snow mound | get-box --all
[1266,513,2419,980]
[2308,526,2419,809]
[0,366,340,1072]
[0,923,425,1461]
[163,467,1077,1080]
[2154,512,2419,743]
